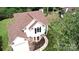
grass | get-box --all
[0,18,12,51]
[46,11,60,25]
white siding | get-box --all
[24,21,47,37]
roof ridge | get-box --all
[27,13,34,19]
[29,20,38,29]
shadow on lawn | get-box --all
[0,36,3,51]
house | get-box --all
[8,11,48,51]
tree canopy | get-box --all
[45,10,79,51]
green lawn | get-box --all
[0,19,12,51]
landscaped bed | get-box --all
[29,37,45,51]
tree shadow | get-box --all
[0,36,3,51]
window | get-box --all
[37,37,39,40]
[37,27,40,32]
[40,27,41,32]
[35,28,37,34]
[35,27,41,34]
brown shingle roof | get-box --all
[8,23,27,43]
[14,11,48,24]
[28,11,48,25]
[8,11,48,44]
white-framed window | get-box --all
[35,27,41,34]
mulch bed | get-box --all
[29,37,45,51]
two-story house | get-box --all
[8,11,48,51]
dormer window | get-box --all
[35,27,41,34]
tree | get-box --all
[46,10,79,51]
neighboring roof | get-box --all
[8,11,48,44]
